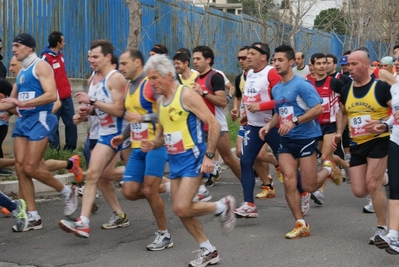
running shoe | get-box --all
[255,186,275,199]
[322,160,343,185]
[13,214,43,232]
[64,185,78,216]
[233,202,258,218]
[285,221,310,239]
[374,234,395,249]
[0,168,12,176]
[101,212,130,229]
[68,155,83,183]
[369,227,387,245]
[301,192,310,216]
[192,188,212,202]
[189,246,219,267]
[146,231,174,251]
[276,166,283,183]
[310,190,324,205]
[218,195,236,235]
[386,240,399,255]
[59,217,90,238]
[1,207,10,217]
[363,198,374,213]
[11,199,28,232]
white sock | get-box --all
[297,219,306,226]
[323,166,332,176]
[164,182,171,194]
[214,199,226,215]
[28,211,39,221]
[199,240,214,252]
[199,184,207,193]
[387,230,398,241]
[158,229,170,237]
[60,185,71,197]
[80,216,90,225]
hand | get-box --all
[364,119,380,133]
[373,123,388,134]
[0,112,10,122]
[78,105,93,117]
[141,139,155,152]
[72,114,83,125]
[239,114,248,126]
[1,97,21,106]
[230,108,238,122]
[110,135,124,149]
[125,111,143,123]
[75,92,90,104]
[190,83,203,95]
[331,133,342,151]
[247,103,260,113]
[200,156,214,174]
[259,124,270,141]
[278,121,295,136]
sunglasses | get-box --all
[237,56,247,61]
[393,57,399,62]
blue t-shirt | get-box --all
[272,75,322,139]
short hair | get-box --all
[176,47,191,58]
[173,52,190,65]
[310,53,326,64]
[343,50,351,56]
[192,45,215,66]
[144,54,176,79]
[296,52,305,59]
[353,46,370,58]
[111,55,119,69]
[393,45,399,52]
[251,42,270,60]
[90,39,114,57]
[151,44,168,55]
[48,31,63,48]
[239,46,250,52]
[326,54,337,64]
[124,48,144,66]
[274,45,295,61]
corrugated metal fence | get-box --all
[0,0,390,78]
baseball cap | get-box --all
[339,55,348,65]
[12,33,36,48]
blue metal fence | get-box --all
[0,0,389,78]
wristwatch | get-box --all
[89,97,96,106]
[292,116,299,125]
[202,91,208,97]
[205,152,214,159]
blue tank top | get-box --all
[16,58,53,117]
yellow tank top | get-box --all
[159,85,204,154]
[180,71,198,88]
[239,72,246,94]
[346,80,389,145]
[124,78,157,148]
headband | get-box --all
[150,47,166,54]
[250,45,266,55]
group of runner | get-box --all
[1,31,399,266]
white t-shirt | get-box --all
[293,65,310,79]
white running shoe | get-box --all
[64,185,78,216]
[218,195,236,235]
[233,202,258,218]
[301,192,310,216]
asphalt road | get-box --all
[0,166,398,267]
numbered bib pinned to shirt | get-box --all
[164,132,185,154]
[18,91,35,110]
[349,115,370,137]
[130,123,149,141]
[278,106,294,125]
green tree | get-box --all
[314,8,347,35]
[227,0,276,20]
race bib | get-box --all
[164,132,185,154]
[18,91,35,110]
[349,115,371,137]
[97,110,114,128]
[322,97,330,113]
[243,87,261,104]
[279,106,294,125]
[130,123,149,141]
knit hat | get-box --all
[13,33,36,48]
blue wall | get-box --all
[0,0,388,78]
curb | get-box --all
[0,173,76,195]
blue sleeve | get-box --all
[297,81,322,108]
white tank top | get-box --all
[243,66,274,127]
[389,83,399,145]
[87,73,100,140]
[94,70,123,136]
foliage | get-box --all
[227,0,276,20]
[227,115,240,148]
[314,8,346,35]
[44,147,86,173]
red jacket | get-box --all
[41,47,71,99]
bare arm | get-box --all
[379,69,398,86]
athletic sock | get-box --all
[164,182,171,194]
[28,211,39,221]
[387,230,398,241]
[199,240,214,252]
[80,215,90,225]
[60,185,71,197]
[297,219,306,226]
[66,160,73,170]
[214,199,226,215]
